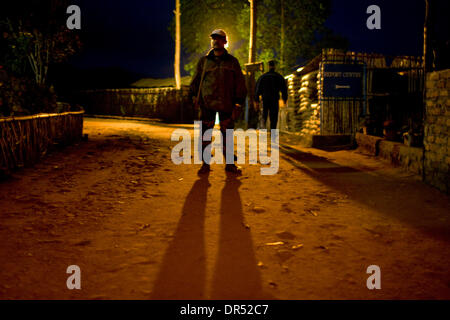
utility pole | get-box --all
[423,0,430,72]
[421,0,431,182]
[174,0,181,89]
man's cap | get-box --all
[210,29,227,39]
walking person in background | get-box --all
[254,60,288,130]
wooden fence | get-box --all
[0,111,84,172]
[79,87,194,123]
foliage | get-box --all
[170,0,247,75]
[0,0,82,86]
[0,74,57,117]
[172,0,347,76]
[0,0,81,116]
[235,0,346,74]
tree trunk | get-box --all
[174,0,181,89]
[280,0,285,74]
[248,0,256,64]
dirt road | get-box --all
[0,117,449,299]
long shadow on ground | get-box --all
[210,173,273,299]
[280,144,450,243]
[151,175,210,299]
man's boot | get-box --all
[197,162,210,175]
[225,163,242,175]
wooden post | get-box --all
[423,0,430,72]
[422,0,431,181]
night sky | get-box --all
[68,0,432,79]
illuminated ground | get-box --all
[0,117,449,299]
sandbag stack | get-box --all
[286,74,303,130]
[297,70,320,136]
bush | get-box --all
[0,70,57,117]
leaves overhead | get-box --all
[172,0,347,76]
[0,0,82,85]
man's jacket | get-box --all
[255,70,288,104]
[190,49,247,112]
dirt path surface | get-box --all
[0,117,449,299]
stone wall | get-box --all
[423,69,450,193]
[80,87,194,123]
[378,140,424,176]
[355,133,382,156]
[356,133,423,175]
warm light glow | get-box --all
[297,67,304,72]
[211,30,230,48]
[215,112,220,125]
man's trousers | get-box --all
[199,107,235,163]
[261,100,279,130]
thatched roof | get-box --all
[131,76,191,88]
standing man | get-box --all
[255,60,288,130]
[190,29,247,175]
